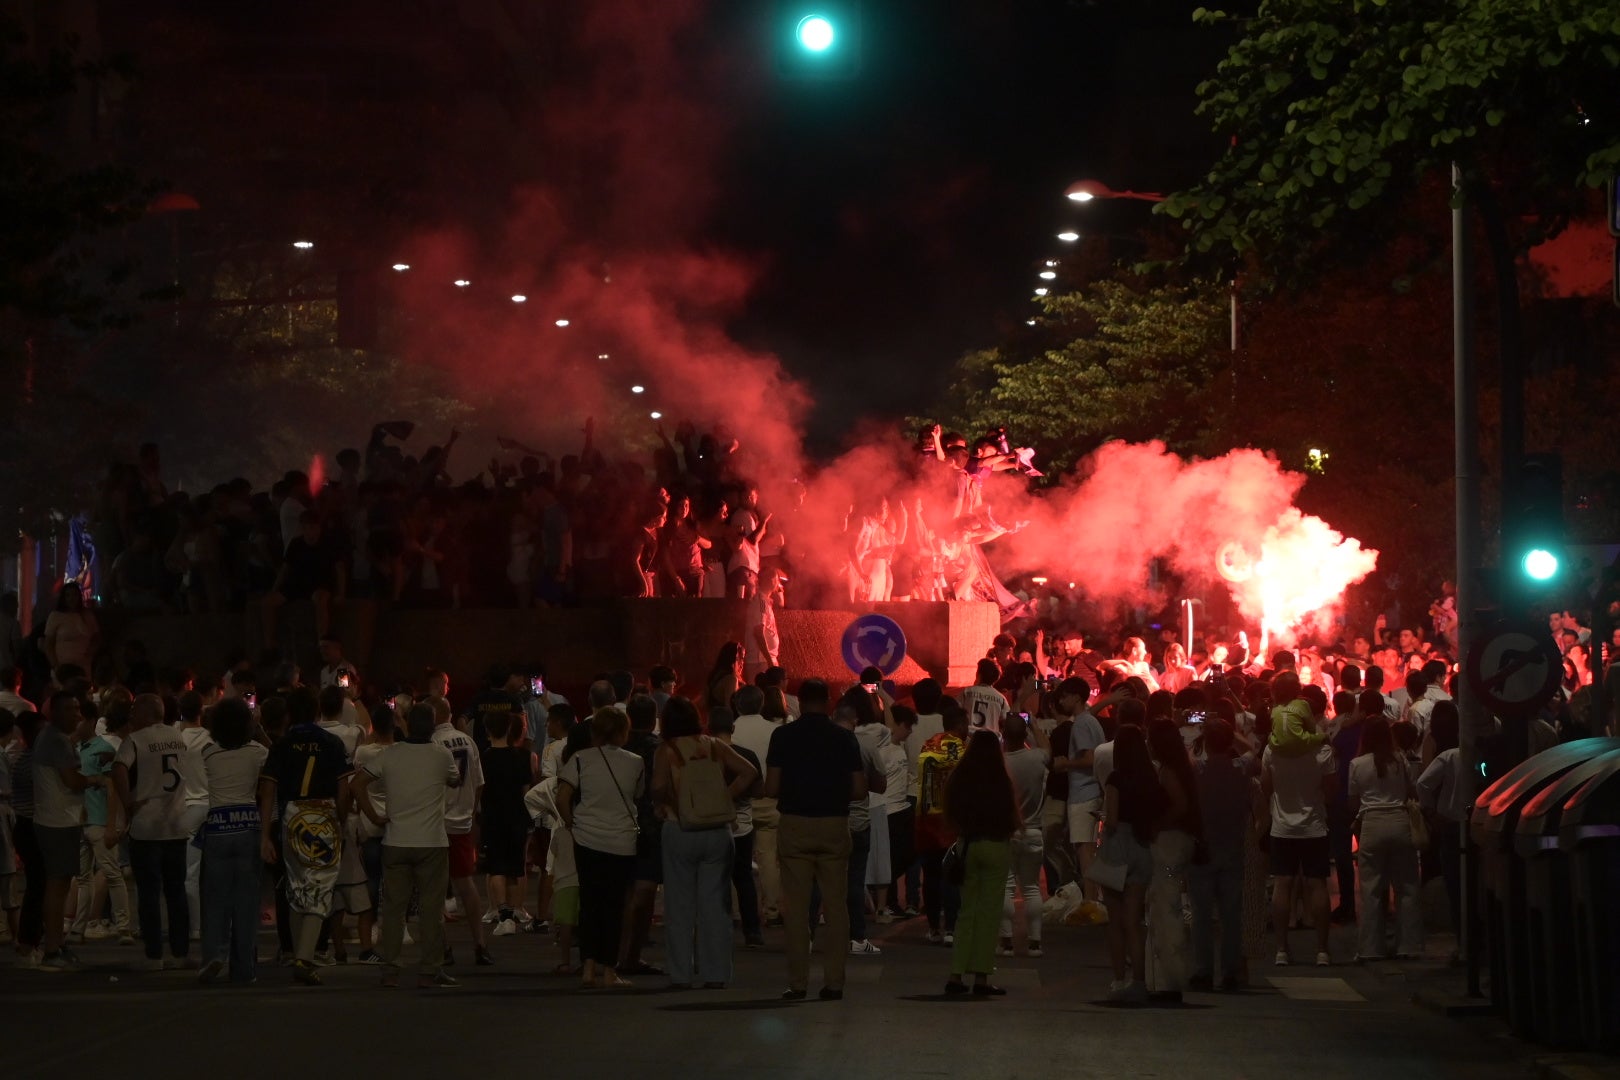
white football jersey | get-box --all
[431,724,483,835]
[116,723,206,841]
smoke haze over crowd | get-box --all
[372,0,1377,636]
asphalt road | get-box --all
[2,912,1537,1080]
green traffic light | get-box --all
[797,14,835,51]
[1522,547,1559,582]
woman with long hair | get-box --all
[1099,724,1165,1003]
[704,642,744,718]
[1350,716,1422,960]
[651,698,756,989]
[941,730,1020,996]
[660,495,710,598]
[1146,718,1204,999]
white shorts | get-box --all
[1067,798,1103,846]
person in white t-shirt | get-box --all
[354,703,462,988]
[317,686,361,762]
[32,692,106,971]
[747,569,784,680]
[317,637,363,728]
[730,686,784,926]
[197,698,269,984]
[430,696,490,965]
[112,694,206,971]
[960,660,1010,735]
[177,691,214,947]
[1260,737,1337,967]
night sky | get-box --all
[82,0,1229,458]
[717,0,1225,445]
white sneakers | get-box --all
[848,939,881,956]
[492,919,520,937]
[1276,949,1333,967]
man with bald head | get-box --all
[113,693,206,971]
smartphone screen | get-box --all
[530,677,545,696]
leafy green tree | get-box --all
[1163,0,1620,270]
[928,278,1229,474]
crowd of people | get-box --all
[56,418,1053,632]
[0,594,1613,998]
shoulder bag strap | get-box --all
[598,747,640,833]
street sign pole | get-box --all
[1453,162,1485,998]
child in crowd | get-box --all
[524,765,579,974]
[1267,672,1325,757]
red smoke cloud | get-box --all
[373,0,809,481]
[994,442,1379,639]
[376,2,1377,638]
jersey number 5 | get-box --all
[161,752,181,793]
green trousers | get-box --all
[951,839,1010,977]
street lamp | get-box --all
[1065,177,1237,350]
[1065,178,1166,204]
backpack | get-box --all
[674,736,736,830]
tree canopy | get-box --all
[925,278,1229,474]
[1162,0,1620,270]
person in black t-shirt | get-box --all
[764,679,866,1001]
[262,511,345,643]
[465,665,526,753]
[480,711,535,936]
[258,687,352,986]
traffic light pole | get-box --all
[1452,164,1485,998]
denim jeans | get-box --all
[660,821,735,985]
[201,831,261,981]
[1189,847,1245,982]
[130,837,190,960]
